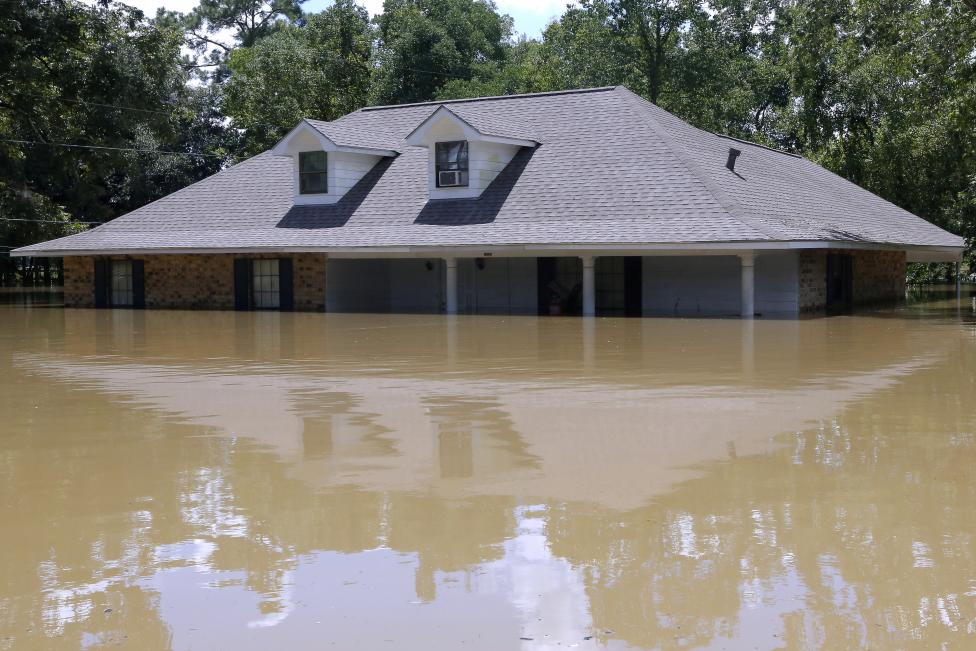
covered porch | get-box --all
[324,250,795,318]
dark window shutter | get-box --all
[279,258,294,311]
[234,259,252,311]
[537,257,556,316]
[624,257,642,317]
[131,260,145,309]
[93,259,110,308]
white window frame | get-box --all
[435,141,470,188]
[299,151,328,195]
[252,259,281,310]
[111,260,133,307]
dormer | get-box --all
[272,119,399,205]
[404,105,538,200]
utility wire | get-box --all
[0,138,222,158]
[0,217,100,224]
[52,97,178,117]
[401,66,472,80]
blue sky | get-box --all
[303,1,570,37]
[116,0,570,39]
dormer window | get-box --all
[299,151,328,194]
[435,141,469,188]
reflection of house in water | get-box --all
[20,310,942,510]
[11,308,973,649]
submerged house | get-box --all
[14,86,964,317]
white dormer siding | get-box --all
[272,121,395,206]
[293,151,383,205]
[428,140,522,200]
[286,130,382,206]
[405,106,536,201]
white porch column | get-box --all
[739,252,755,319]
[581,255,596,317]
[957,262,963,301]
[445,257,458,315]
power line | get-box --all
[55,97,177,117]
[0,138,223,158]
[401,66,472,80]
[0,217,99,224]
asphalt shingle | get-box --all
[15,86,964,255]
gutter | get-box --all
[10,240,965,262]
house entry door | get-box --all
[826,253,853,311]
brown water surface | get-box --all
[1,291,975,649]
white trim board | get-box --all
[13,240,963,261]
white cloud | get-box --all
[155,0,197,12]
[82,0,197,15]
[91,0,574,37]
[495,0,571,18]
[359,0,384,14]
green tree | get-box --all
[184,0,306,73]
[371,0,513,105]
[436,0,631,101]
[771,0,975,268]
[0,0,225,281]
[223,0,374,158]
[539,0,630,90]
[611,0,693,104]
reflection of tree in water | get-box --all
[544,352,976,649]
[6,315,976,649]
[0,391,205,650]
[386,494,517,603]
[2,377,529,646]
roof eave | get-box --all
[272,120,398,157]
[11,240,965,259]
[404,106,537,148]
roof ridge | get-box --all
[712,132,803,158]
[613,87,786,241]
[358,86,619,112]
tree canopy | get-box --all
[1,0,974,280]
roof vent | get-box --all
[726,147,742,172]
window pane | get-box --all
[436,141,468,168]
[299,151,327,173]
[435,141,469,187]
[252,259,280,309]
[110,261,133,307]
[300,173,328,194]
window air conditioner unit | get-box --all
[438,170,464,187]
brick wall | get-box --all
[799,249,907,311]
[63,256,95,307]
[798,251,827,311]
[853,250,907,304]
[63,253,327,312]
[291,254,328,312]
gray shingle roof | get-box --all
[435,105,539,143]
[303,118,402,153]
[15,86,964,255]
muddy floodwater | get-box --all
[1,291,975,650]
